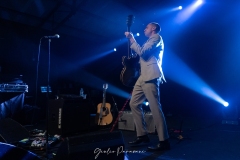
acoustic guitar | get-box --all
[120,15,140,87]
[96,83,113,125]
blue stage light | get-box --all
[196,0,203,5]
[144,102,149,106]
[223,102,229,107]
[178,6,183,10]
[114,48,117,51]
[175,0,204,24]
[165,52,227,106]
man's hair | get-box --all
[150,22,161,33]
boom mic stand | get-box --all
[36,35,59,159]
[45,35,59,159]
[45,38,51,159]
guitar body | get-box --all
[95,83,113,125]
[95,102,113,125]
[120,56,140,87]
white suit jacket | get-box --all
[130,33,165,82]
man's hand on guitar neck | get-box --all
[125,32,136,45]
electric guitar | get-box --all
[120,15,140,87]
[96,83,113,125]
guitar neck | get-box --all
[127,26,132,58]
[126,14,134,58]
[101,89,107,107]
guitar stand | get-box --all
[111,96,119,125]
[170,118,191,144]
[110,92,132,132]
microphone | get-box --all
[44,34,60,39]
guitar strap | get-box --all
[110,91,132,132]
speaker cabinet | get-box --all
[48,99,92,136]
[0,118,29,144]
[55,131,125,160]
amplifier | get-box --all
[118,111,155,133]
[48,98,92,137]
[0,84,28,92]
[118,111,135,131]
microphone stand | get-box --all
[45,38,51,159]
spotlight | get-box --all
[196,0,203,5]
[144,101,149,106]
[114,48,117,51]
[178,6,183,10]
[136,33,140,36]
[223,102,229,107]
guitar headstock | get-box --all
[103,83,108,90]
[126,15,134,29]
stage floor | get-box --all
[22,114,240,160]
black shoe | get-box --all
[147,140,170,151]
[129,135,150,145]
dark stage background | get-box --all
[0,0,240,123]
